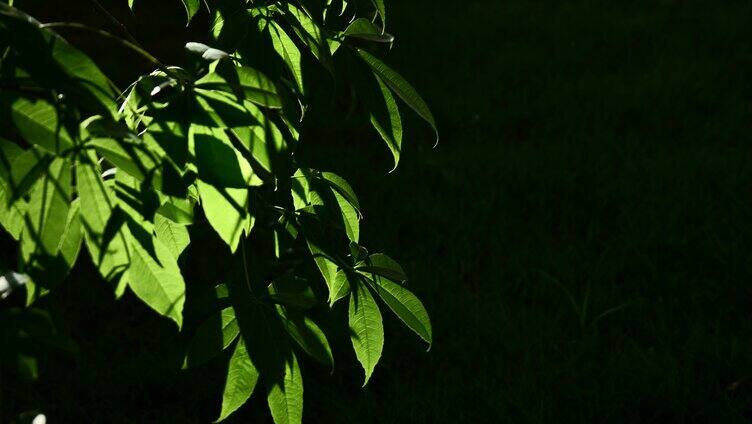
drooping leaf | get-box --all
[184,307,240,369]
[348,278,383,385]
[267,21,304,95]
[362,75,402,171]
[282,3,333,72]
[216,339,259,422]
[368,275,432,348]
[128,233,186,328]
[357,49,438,144]
[343,18,393,43]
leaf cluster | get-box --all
[0,1,434,421]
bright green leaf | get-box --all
[198,180,252,253]
[155,213,189,259]
[266,350,303,424]
[128,233,186,328]
[368,275,432,348]
[348,278,383,385]
[357,49,438,145]
[216,339,259,422]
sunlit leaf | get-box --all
[216,339,258,422]
[154,213,189,259]
[128,233,186,328]
[198,180,252,253]
[357,49,438,144]
[9,97,73,154]
[368,275,432,348]
[348,278,383,385]
[196,61,282,109]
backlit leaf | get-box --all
[128,233,186,328]
[216,339,259,422]
[368,275,432,348]
[348,278,383,385]
[357,49,438,144]
[198,180,252,253]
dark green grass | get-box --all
[5,0,752,422]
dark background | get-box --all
[4,0,752,422]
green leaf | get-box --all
[282,3,333,72]
[76,160,115,236]
[266,350,303,424]
[357,49,438,144]
[184,307,240,369]
[192,126,262,188]
[198,180,252,253]
[77,158,130,289]
[304,234,340,302]
[157,197,194,225]
[355,253,407,282]
[216,339,259,422]
[154,213,189,259]
[348,278,383,385]
[319,172,360,211]
[0,6,118,115]
[368,276,432,348]
[276,305,333,367]
[1,146,50,208]
[367,76,402,171]
[268,21,304,95]
[193,89,264,128]
[196,61,282,109]
[9,97,73,154]
[181,0,201,24]
[343,18,393,43]
[21,157,71,263]
[128,233,186,328]
[294,170,360,242]
[58,199,83,269]
[371,0,386,28]
[88,137,159,183]
[0,177,27,239]
[330,269,351,306]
